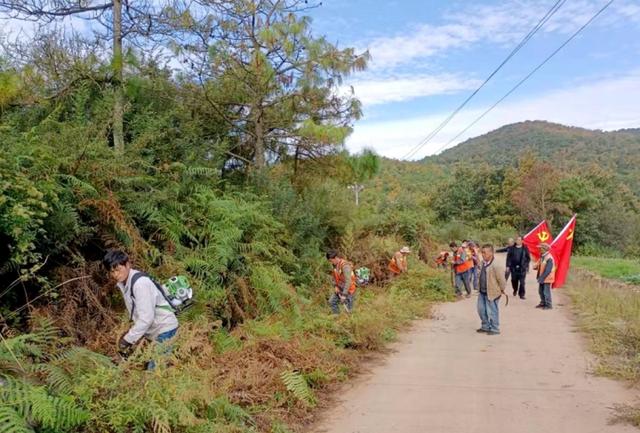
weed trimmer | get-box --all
[339,294,351,314]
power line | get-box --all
[441,0,615,151]
[401,0,568,160]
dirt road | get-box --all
[313,259,637,433]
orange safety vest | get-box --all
[536,253,556,284]
[333,258,357,294]
[388,252,407,274]
[435,251,449,265]
[453,247,474,274]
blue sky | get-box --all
[308,0,640,159]
[2,1,639,160]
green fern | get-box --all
[0,405,33,433]
[280,370,316,406]
[0,376,88,431]
[206,396,254,426]
[0,321,108,433]
[56,174,98,198]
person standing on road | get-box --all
[450,241,473,298]
[468,241,481,291]
[533,243,556,310]
[496,238,515,281]
[389,246,410,276]
[506,236,531,300]
[496,238,515,253]
[477,244,507,335]
[327,250,357,314]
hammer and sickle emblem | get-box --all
[567,229,574,240]
[538,231,550,242]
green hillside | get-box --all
[429,121,640,194]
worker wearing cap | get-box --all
[533,243,556,310]
[389,246,411,276]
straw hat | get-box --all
[400,246,411,254]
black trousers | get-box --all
[510,270,526,298]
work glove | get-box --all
[118,336,133,359]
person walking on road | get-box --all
[327,250,357,314]
[450,241,473,298]
[534,243,556,310]
[506,236,531,299]
[389,246,410,276]
[477,244,507,335]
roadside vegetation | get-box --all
[568,269,640,426]
[572,256,640,285]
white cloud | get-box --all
[346,74,480,106]
[346,71,640,159]
[361,0,640,71]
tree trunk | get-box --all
[254,105,265,168]
[112,0,124,152]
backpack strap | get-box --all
[129,272,175,321]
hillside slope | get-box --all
[428,121,640,193]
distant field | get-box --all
[572,256,640,285]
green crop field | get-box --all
[572,256,640,285]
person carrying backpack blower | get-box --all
[326,250,357,314]
[103,249,179,370]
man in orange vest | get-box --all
[467,241,481,291]
[450,241,473,298]
[389,246,410,276]
[533,243,556,310]
[326,250,357,314]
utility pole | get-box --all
[348,184,364,206]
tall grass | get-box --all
[568,269,640,426]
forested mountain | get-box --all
[364,121,640,256]
[428,121,640,194]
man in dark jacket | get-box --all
[505,236,531,299]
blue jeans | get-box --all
[477,292,500,332]
[538,283,552,308]
[145,327,178,370]
[470,267,479,290]
[329,293,354,314]
[455,270,472,295]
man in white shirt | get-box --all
[103,250,178,368]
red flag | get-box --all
[523,220,553,261]
[550,215,577,289]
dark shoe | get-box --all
[520,296,526,300]
[476,328,489,333]
[535,304,545,308]
[487,330,501,335]
[543,306,553,310]
[513,291,517,296]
